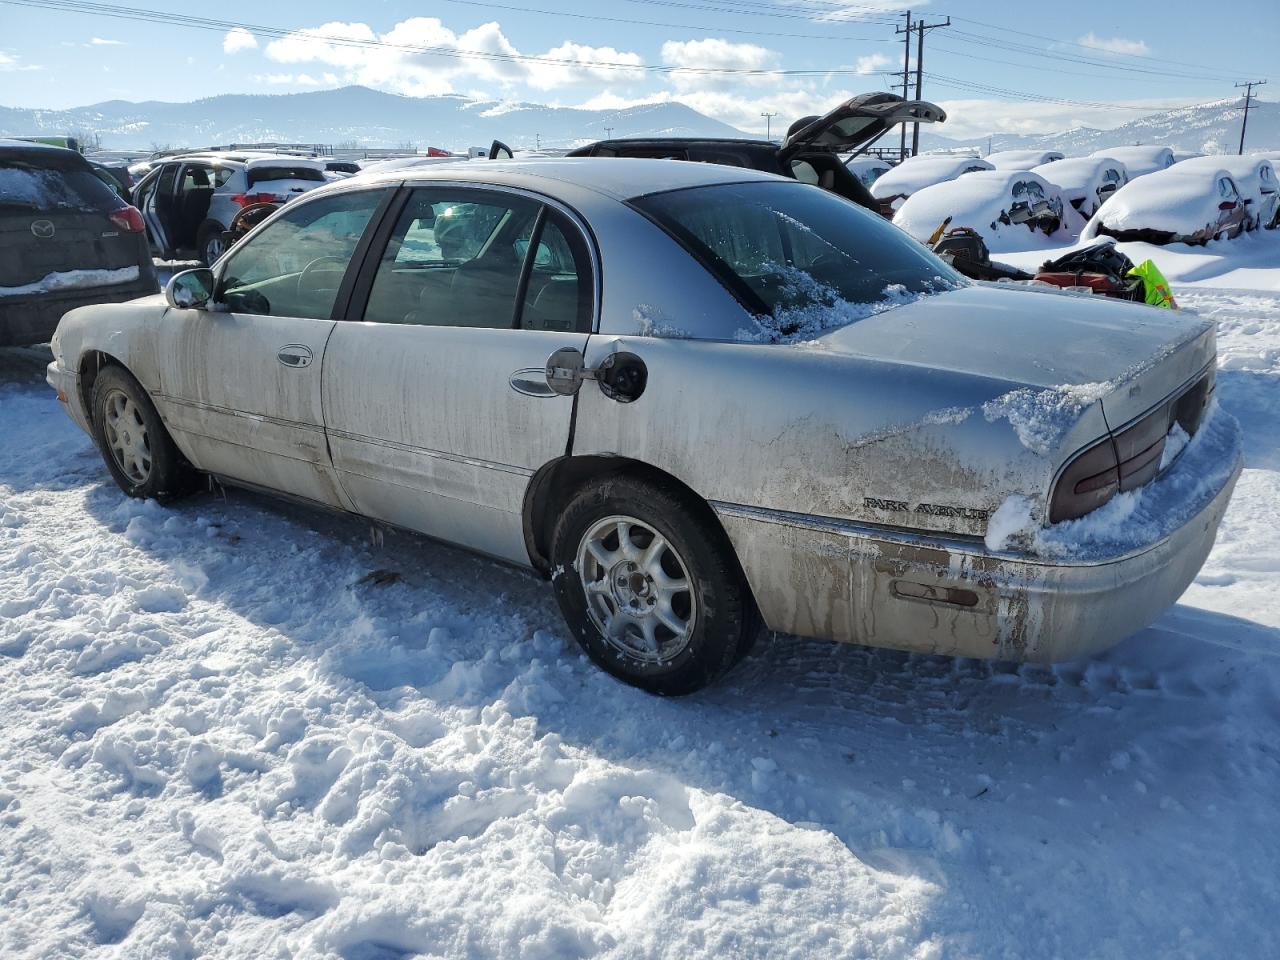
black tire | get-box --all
[91,364,196,501]
[196,221,227,266]
[550,475,758,695]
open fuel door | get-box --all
[781,93,945,161]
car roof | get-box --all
[0,137,83,156]
[354,156,788,201]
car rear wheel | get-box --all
[197,222,226,266]
[550,476,758,695]
[91,364,195,501]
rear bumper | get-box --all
[714,414,1243,663]
[0,268,158,347]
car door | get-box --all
[151,186,388,508]
[322,185,595,565]
[135,164,174,255]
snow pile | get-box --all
[894,169,1085,253]
[984,149,1064,171]
[981,381,1111,454]
[1083,166,1235,240]
[1089,145,1175,178]
[0,265,140,298]
[0,286,1278,959]
[869,155,993,207]
[1032,156,1128,216]
[734,268,957,344]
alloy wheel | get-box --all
[575,515,696,663]
[102,388,152,484]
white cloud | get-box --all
[855,53,891,75]
[0,52,41,72]
[1077,33,1151,56]
[661,38,779,91]
[89,38,124,46]
[262,17,643,96]
[223,28,259,54]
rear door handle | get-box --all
[277,344,313,368]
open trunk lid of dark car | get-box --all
[781,92,946,160]
[0,145,138,292]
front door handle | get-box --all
[277,344,313,368]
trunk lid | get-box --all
[781,93,946,160]
[818,283,1216,428]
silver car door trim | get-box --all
[153,393,326,435]
[325,428,534,477]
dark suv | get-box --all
[568,93,945,216]
[1,139,157,346]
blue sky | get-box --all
[0,0,1275,137]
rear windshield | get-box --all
[247,166,326,188]
[0,156,122,213]
[632,180,961,341]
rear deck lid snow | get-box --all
[817,283,1216,428]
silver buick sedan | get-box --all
[47,159,1242,694]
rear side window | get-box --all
[633,180,959,341]
[0,157,121,212]
[247,166,326,188]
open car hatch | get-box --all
[781,93,946,159]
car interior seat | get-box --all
[179,167,215,247]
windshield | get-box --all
[632,180,961,341]
[0,157,122,213]
[246,166,326,188]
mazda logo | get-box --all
[31,220,55,239]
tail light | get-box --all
[108,205,145,233]
[231,192,282,207]
[1048,371,1214,523]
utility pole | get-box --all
[1235,80,1266,154]
[604,126,614,139]
[761,111,778,140]
[911,17,950,156]
[535,132,541,150]
[895,11,912,160]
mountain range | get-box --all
[1,85,1276,156]
[0,85,747,152]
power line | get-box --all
[910,16,949,156]
[439,0,899,43]
[1236,80,1266,154]
[0,0,896,76]
[948,15,1272,82]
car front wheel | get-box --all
[91,364,195,501]
[550,476,758,695]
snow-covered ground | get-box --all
[2,282,1279,958]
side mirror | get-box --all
[165,268,215,309]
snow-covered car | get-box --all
[130,153,329,265]
[1173,155,1278,230]
[1,139,157,346]
[47,159,1241,694]
[870,154,994,212]
[1090,146,1175,179]
[1084,166,1252,245]
[895,169,1085,251]
[843,156,892,188]
[984,149,1065,171]
[1032,156,1129,219]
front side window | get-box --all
[361,188,591,332]
[218,188,383,318]
[632,180,959,342]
